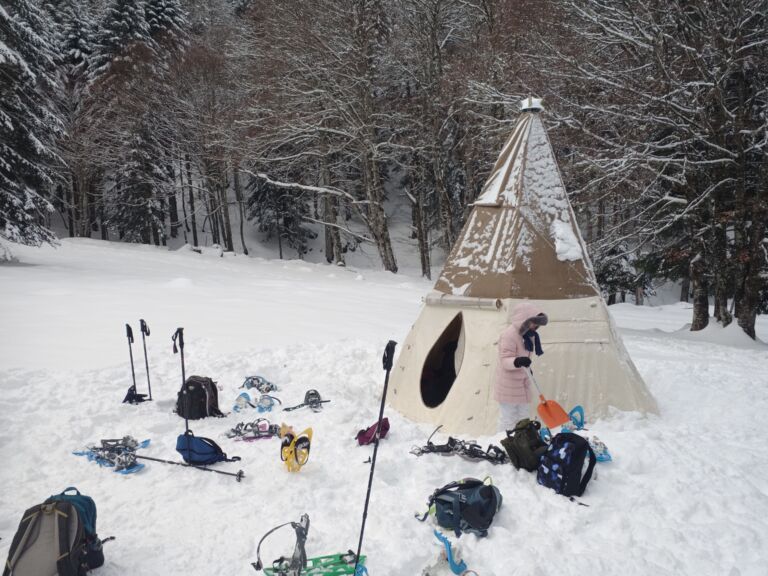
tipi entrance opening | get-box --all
[420,312,465,408]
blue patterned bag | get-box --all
[537,432,596,497]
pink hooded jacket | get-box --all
[494,302,546,404]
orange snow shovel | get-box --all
[527,367,571,430]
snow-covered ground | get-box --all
[1,239,767,576]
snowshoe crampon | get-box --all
[264,552,366,576]
[253,514,366,575]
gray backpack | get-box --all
[3,488,106,576]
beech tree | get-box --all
[530,0,768,337]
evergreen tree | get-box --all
[88,0,154,84]
[108,119,167,244]
[44,0,98,238]
[0,0,58,249]
[247,180,316,258]
[145,0,188,54]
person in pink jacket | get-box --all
[495,301,548,432]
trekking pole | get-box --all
[126,324,136,391]
[172,328,187,433]
[354,340,397,575]
[135,455,244,482]
[140,319,152,401]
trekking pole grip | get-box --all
[126,324,133,343]
[382,340,396,371]
[140,319,150,336]
[172,327,184,353]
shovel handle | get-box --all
[526,367,544,396]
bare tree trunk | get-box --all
[318,148,344,265]
[67,177,75,237]
[75,174,90,237]
[232,164,249,255]
[206,188,220,246]
[690,253,710,331]
[711,197,732,325]
[99,202,108,240]
[177,157,189,243]
[362,147,398,272]
[680,277,690,302]
[168,162,180,239]
[218,163,234,252]
[635,287,644,306]
[185,154,199,247]
[735,206,767,339]
[414,165,431,279]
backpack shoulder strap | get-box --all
[577,444,597,497]
[200,436,241,462]
[4,505,45,576]
[54,502,80,576]
[450,493,462,538]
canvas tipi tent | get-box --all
[389,97,658,436]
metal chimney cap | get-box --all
[520,97,544,112]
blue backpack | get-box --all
[537,432,596,497]
[176,430,240,466]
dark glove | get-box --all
[513,357,532,368]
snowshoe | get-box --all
[242,375,278,393]
[257,394,282,413]
[228,418,281,441]
[74,437,150,474]
[234,392,255,413]
[589,436,612,462]
[428,530,467,575]
[253,514,366,576]
[284,390,330,412]
[568,405,586,430]
[280,426,313,472]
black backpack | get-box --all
[537,432,596,497]
[500,418,548,472]
[418,478,502,537]
[3,487,106,576]
[176,375,224,419]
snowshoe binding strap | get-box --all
[228,419,280,440]
[411,426,507,464]
[284,390,330,412]
[242,375,278,393]
[257,394,282,413]
[252,514,310,575]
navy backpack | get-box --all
[176,430,240,466]
[537,432,596,498]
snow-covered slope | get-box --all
[1,240,767,576]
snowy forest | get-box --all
[2,0,767,337]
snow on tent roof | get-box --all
[434,105,596,300]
